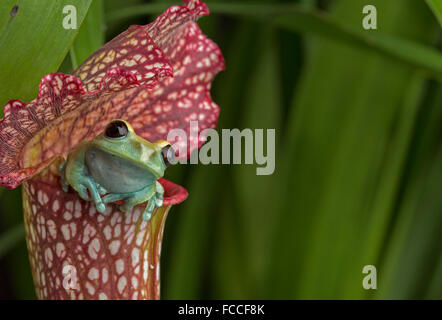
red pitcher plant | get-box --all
[0,0,224,299]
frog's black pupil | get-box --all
[161,145,174,167]
[105,120,128,138]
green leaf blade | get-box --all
[426,0,442,26]
[0,0,92,107]
[70,0,104,69]
[0,223,24,259]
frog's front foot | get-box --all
[115,183,164,221]
[142,182,164,221]
[96,183,108,196]
[68,175,106,213]
[142,198,157,222]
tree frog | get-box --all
[58,119,174,221]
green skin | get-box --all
[58,120,169,221]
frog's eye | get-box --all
[105,120,128,139]
[161,145,175,167]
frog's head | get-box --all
[91,119,175,179]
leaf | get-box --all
[0,0,93,107]
[210,20,280,299]
[70,0,105,69]
[162,165,218,299]
[426,0,442,26]
[376,85,442,299]
[0,1,18,36]
[230,26,282,299]
[268,0,439,299]
[0,223,24,259]
[163,19,260,299]
[272,10,442,80]
[0,186,36,299]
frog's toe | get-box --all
[142,206,155,221]
[96,184,107,195]
[154,196,163,207]
[142,200,157,222]
[96,202,106,213]
[142,211,152,221]
[76,185,91,201]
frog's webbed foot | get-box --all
[96,183,108,196]
[75,184,91,202]
[84,178,106,213]
[102,192,146,214]
[115,183,164,221]
[69,175,105,213]
[142,181,164,221]
[142,199,156,222]
[120,197,156,221]
[58,160,93,202]
[154,181,164,207]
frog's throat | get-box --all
[87,144,164,179]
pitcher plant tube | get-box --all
[0,0,224,300]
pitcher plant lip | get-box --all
[0,0,225,192]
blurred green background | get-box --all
[0,0,441,299]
